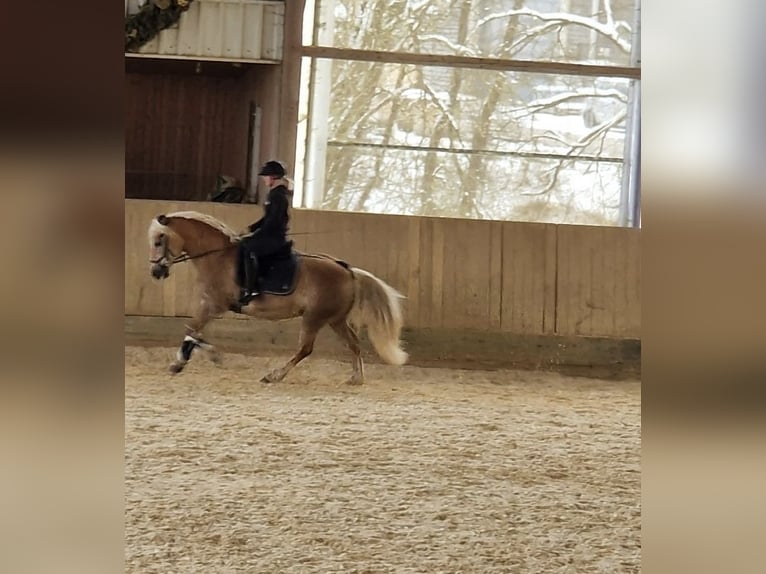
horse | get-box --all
[147,210,408,384]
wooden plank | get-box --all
[250,66,280,164]
[556,225,640,338]
[416,218,434,329]
[278,0,305,165]
[156,79,169,191]
[542,224,558,334]
[386,215,400,294]
[590,226,609,335]
[430,218,445,329]
[382,214,401,286]
[289,208,309,252]
[500,222,550,335]
[195,80,209,197]
[302,209,347,261]
[140,77,155,193]
[124,203,139,313]
[555,225,581,336]
[438,218,457,328]
[444,219,492,330]
[225,79,250,180]
[301,46,641,80]
[406,217,422,328]
[615,228,641,338]
[626,230,641,337]
[488,221,503,330]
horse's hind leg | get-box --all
[331,320,365,385]
[261,316,322,383]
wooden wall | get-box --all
[125,59,283,202]
[125,199,640,339]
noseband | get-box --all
[150,235,228,269]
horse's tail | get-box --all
[348,268,408,366]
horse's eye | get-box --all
[154,234,164,247]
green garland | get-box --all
[125,0,195,53]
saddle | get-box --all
[236,242,300,296]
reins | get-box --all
[151,230,340,268]
[170,247,230,264]
[150,246,229,267]
[169,230,337,264]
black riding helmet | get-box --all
[258,160,286,178]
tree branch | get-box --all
[511,90,628,119]
[604,0,615,29]
[517,109,627,196]
[476,8,631,54]
[417,34,480,58]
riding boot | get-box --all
[239,253,260,304]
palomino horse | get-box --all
[147,211,408,384]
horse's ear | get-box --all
[157,214,169,225]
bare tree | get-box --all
[311,0,636,225]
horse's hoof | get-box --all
[260,371,281,384]
[345,376,364,386]
[169,363,184,375]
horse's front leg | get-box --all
[169,298,222,374]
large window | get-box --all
[295,0,641,226]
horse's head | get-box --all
[147,211,239,280]
[148,214,185,280]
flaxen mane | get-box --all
[167,211,239,242]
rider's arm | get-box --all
[247,218,264,233]
[259,190,289,236]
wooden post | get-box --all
[278,0,307,169]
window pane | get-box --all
[323,147,623,224]
[310,0,636,67]
[304,59,629,224]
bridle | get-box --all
[149,234,228,269]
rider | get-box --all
[239,160,293,303]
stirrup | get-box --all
[239,289,259,304]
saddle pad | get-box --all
[260,251,300,295]
[236,245,300,297]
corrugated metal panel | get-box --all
[126,0,283,63]
[222,2,245,59]
[242,3,264,59]
[261,2,284,60]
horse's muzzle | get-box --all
[151,263,170,279]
